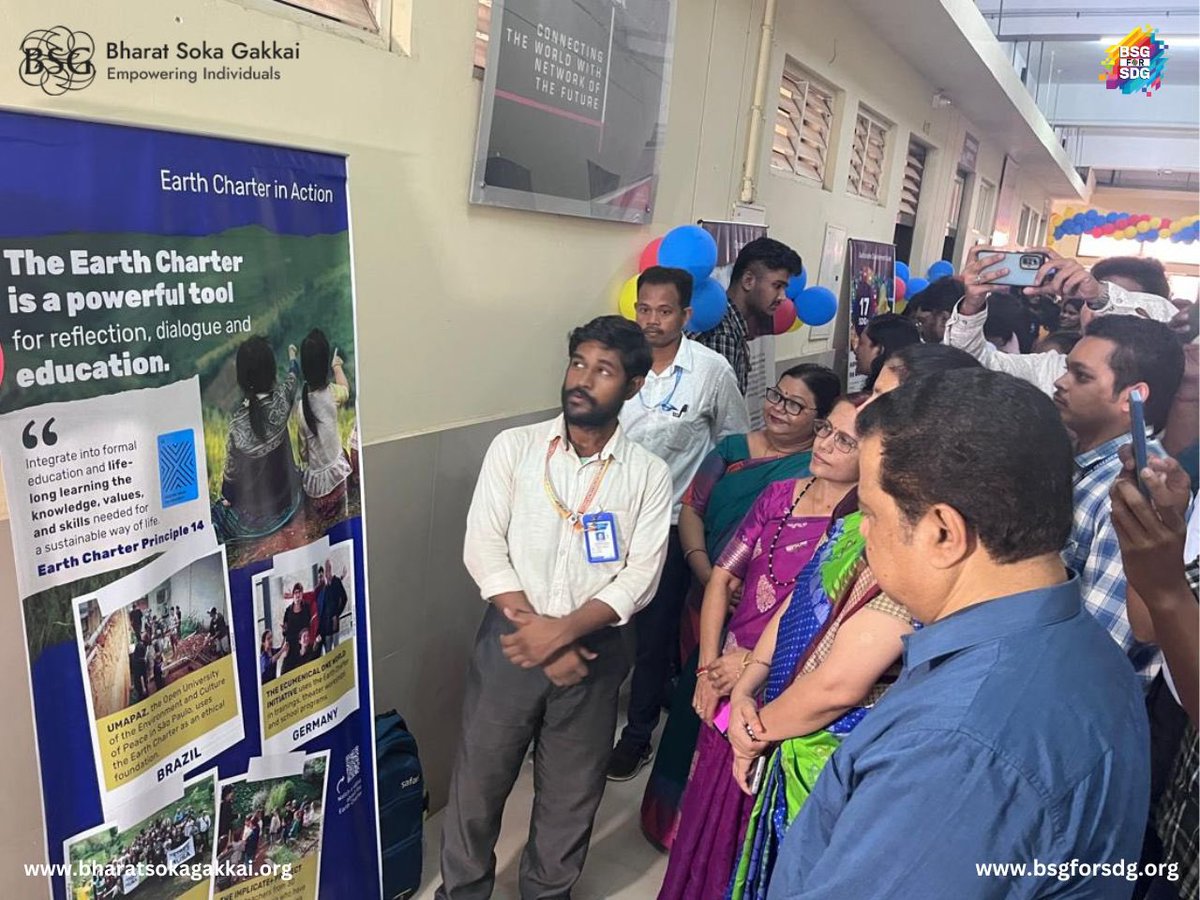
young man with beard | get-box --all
[438,316,672,900]
[695,237,803,394]
[609,265,748,779]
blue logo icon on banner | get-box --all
[157,429,199,508]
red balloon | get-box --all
[773,298,798,335]
[1114,218,1130,230]
[893,276,907,302]
[638,236,663,272]
[1161,218,1172,230]
[1102,223,1115,235]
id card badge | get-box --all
[582,512,620,564]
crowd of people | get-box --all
[215,791,320,888]
[86,806,211,899]
[435,235,1198,900]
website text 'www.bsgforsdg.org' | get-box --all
[976,859,1179,883]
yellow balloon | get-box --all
[1150,217,1162,229]
[787,315,803,333]
[1136,221,1151,233]
[1123,226,1139,239]
[1049,214,1064,228]
[1063,207,1077,218]
[618,274,639,320]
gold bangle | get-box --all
[747,658,770,669]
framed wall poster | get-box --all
[846,239,896,391]
[471,0,676,223]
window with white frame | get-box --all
[974,179,997,234]
[847,106,890,202]
[1017,205,1034,246]
[272,0,381,32]
[771,63,836,185]
[897,139,927,227]
[948,172,966,229]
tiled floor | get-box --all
[412,743,669,899]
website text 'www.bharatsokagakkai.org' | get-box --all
[976,859,1180,883]
[23,860,294,882]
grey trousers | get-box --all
[437,605,630,900]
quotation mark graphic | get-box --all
[22,418,58,449]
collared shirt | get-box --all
[462,415,672,625]
[1065,434,1164,680]
[693,302,750,394]
[943,281,1178,396]
[768,577,1149,900]
[619,336,749,522]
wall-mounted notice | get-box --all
[471,0,676,223]
[0,110,380,900]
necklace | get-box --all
[542,436,612,530]
[766,477,817,588]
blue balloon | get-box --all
[786,269,808,300]
[895,261,911,284]
[1107,212,1121,223]
[659,225,718,281]
[906,276,931,296]
[927,260,955,281]
[794,286,838,327]
[1146,230,1159,241]
[687,277,728,333]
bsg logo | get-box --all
[19,26,96,95]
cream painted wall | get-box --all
[0,0,1052,443]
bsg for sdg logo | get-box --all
[19,26,96,95]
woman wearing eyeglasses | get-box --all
[722,396,916,900]
[640,364,840,852]
[658,394,882,900]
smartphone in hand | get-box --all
[982,251,1050,288]
[748,756,766,793]
[1129,389,1150,497]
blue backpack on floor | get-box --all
[376,710,427,899]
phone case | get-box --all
[985,251,1049,288]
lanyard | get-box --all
[543,436,613,530]
[638,366,684,413]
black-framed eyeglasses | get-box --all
[813,419,859,454]
[765,387,811,417]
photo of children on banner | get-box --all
[214,756,327,892]
[78,554,233,718]
[258,551,352,686]
[208,328,358,569]
[65,776,216,900]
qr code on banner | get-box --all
[157,429,199,508]
[345,746,361,782]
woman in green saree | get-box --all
[639,364,840,851]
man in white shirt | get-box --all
[438,316,672,900]
[608,265,749,780]
[944,247,1177,396]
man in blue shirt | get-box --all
[769,369,1149,899]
